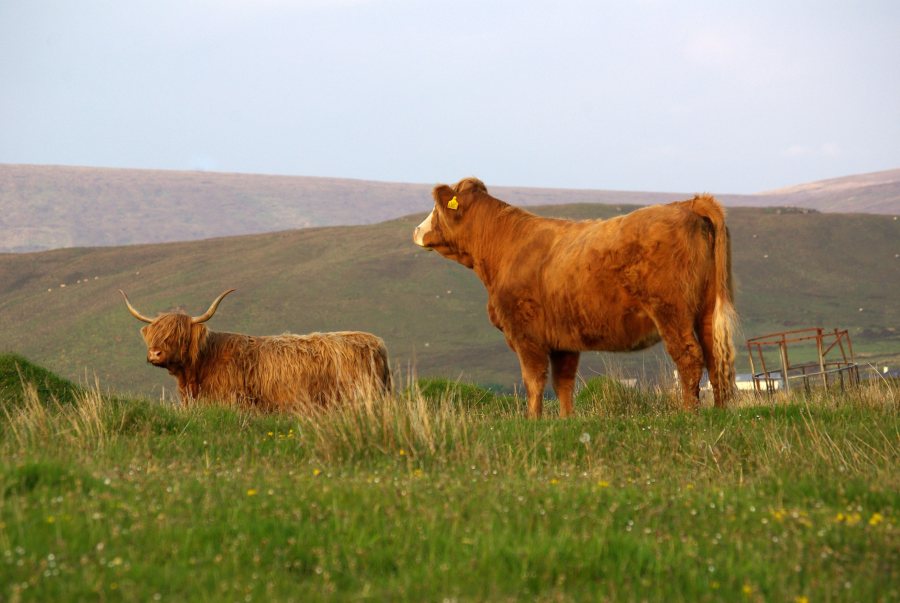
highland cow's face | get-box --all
[138,313,206,369]
[120,288,234,372]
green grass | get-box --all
[1,357,897,601]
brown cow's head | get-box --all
[120,289,235,370]
[412,177,488,268]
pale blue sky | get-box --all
[2,0,898,193]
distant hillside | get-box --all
[757,169,900,214]
[2,164,897,253]
[1,203,897,397]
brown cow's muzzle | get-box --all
[147,349,165,365]
[413,210,435,249]
[413,226,427,248]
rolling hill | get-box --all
[758,169,900,214]
[2,164,897,253]
[1,203,897,398]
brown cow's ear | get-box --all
[433,184,465,216]
[432,184,455,205]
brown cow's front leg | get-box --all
[515,347,549,418]
[550,350,580,418]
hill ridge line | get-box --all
[2,164,897,253]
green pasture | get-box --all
[1,354,897,601]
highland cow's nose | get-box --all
[147,349,162,363]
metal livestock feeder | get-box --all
[746,327,859,394]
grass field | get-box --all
[1,353,897,601]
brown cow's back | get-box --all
[482,202,714,354]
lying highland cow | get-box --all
[120,289,391,409]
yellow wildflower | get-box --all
[246,489,257,496]
[597,480,610,488]
[794,596,809,603]
[313,468,322,476]
[869,512,884,526]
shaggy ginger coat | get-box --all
[123,291,391,410]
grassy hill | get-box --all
[758,168,900,214]
[2,164,898,252]
[1,202,897,398]
[0,352,82,406]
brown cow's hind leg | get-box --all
[516,347,549,419]
[650,309,705,410]
[550,350,580,418]
[696,307,725,408]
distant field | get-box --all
[0,202,897,397]
[1,355,897,601]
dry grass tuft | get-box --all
[293,380,476,464]
[2,378,110,451]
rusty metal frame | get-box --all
[746,327,859,394]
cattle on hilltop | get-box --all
[120,289,391,409]
[413,177,736,417]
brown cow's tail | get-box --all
[691,195,737,405]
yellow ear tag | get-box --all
[447,196,459,210]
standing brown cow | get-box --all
[413,177,736,417]
[121,289,392,409]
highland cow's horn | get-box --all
[191,289,236,324]
[119,290,154,324]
